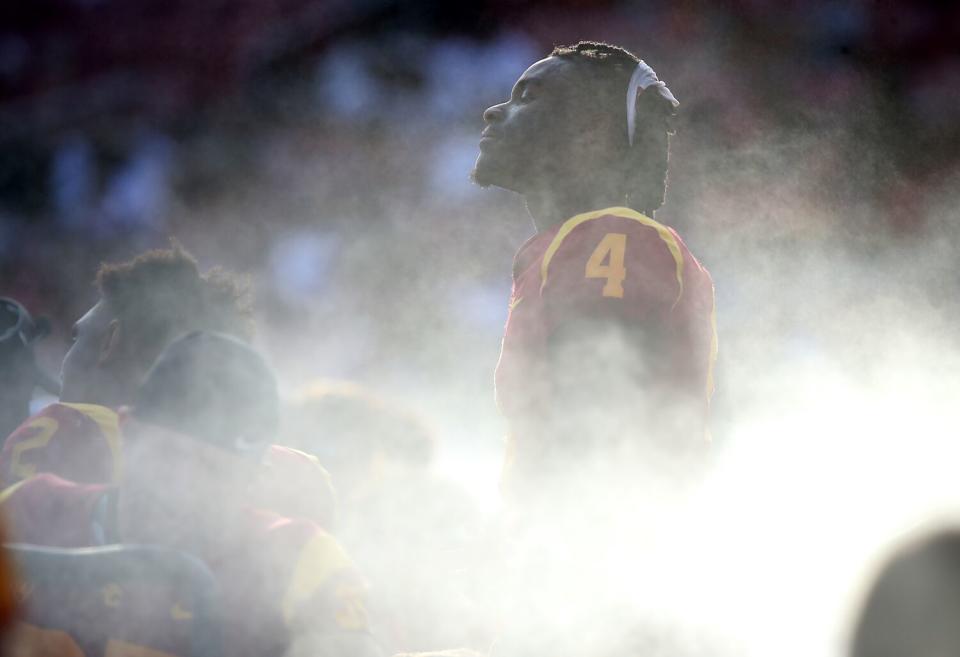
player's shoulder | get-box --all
[251,511,353,575]
[544,207,689,269]
[56,402,120,429]
[263,445,335,497]
[539,207,693,295]
[6,403,119,441]
[243,510,365,630]
[554,206,685,248]
[266,444,329,476]
[0,472,108,512]
[243,509,351,574]
[0,473,110,547]
[0,403,120,487]
[258,444,337,528]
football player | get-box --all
[472,41,717,499]
[0,246,336,527]
[1,332,381,657]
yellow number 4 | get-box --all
[585,233,627,298]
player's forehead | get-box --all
[514,56,577,92]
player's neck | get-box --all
[524,188,625,233]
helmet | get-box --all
[0,297,59,395]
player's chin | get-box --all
[471,152,519,192]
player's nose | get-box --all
[483,102,507,124]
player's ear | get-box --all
[98,319,122,366]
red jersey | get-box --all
[495,207,717,479]
[0,473,372,657]
[0,403,121,487]
[0,404,337,527]
[258,445,337,528]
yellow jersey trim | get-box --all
[0,480,28,506]
[61,403,122,484]
[539,206,684,307]
[105,638,179,657]
[282,533,355,626]
[266,446,335,493]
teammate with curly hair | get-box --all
[1,332,380,657]
[0,245,335,528]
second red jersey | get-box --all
[0,473,371,657]
[0,404,337,527]
[0,403,121,488]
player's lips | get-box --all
[479,133,501,149]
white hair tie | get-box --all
[626,60,679,146]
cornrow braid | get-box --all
[551,41,639,72]
[550,40,678,215]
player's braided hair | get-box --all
[550,41,678,215]
[96,242,253,372]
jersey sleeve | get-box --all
[0,403,121,488]
[255,445,337,529]
[273,521,372,638]
[0,473,107,547]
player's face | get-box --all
[473,57,584,193]
[59,300,122,405]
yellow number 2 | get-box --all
[11,417,59,481]
[585,233,627,298]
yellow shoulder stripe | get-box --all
[540,206,684,307]
[269,446,335,491]
[284,446,320,464]
[61,403,122,484]
[0,480,28,506]
[282,532,355,626]
[104,638,178,657]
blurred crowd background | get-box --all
[1,0,959,505]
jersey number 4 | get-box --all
[585,233,627,298]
